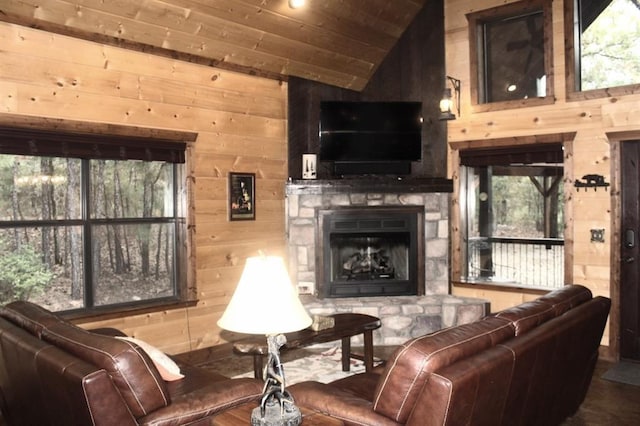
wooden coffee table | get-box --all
[212,402,344,425]
[233,313,381,379]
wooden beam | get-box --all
[450,132,577,150]
[0,113,198,142]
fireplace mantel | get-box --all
[286,177,453,195]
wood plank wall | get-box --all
[445,0,640,355]
[0,0,426,91]
[0,21,288,355]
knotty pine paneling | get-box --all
[1,0,428,90]
[0,21,288,354]
[446,0,640,354]
[452,286,541,314]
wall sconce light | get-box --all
[289,0,305,8]
[439,76,461,121]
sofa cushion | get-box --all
[0,301,64,338]
[495,300,555,335]
[537,284,592,316]
[288,381,401,426]
[372,316,514,423]
[325,372,382,402]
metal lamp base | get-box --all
[251,400,302,426]
[251,334,302,425]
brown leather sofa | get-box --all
[0,301,262,426]
[289,284,611,426]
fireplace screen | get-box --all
[330,234,409,282]
[318,207,422,298]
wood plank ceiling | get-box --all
[1,0,428,91]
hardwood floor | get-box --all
[562,359,640,425]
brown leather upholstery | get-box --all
[373,316,514,423]
[537,283,593,315]
[289,285,611,426]
[494,300,555,335]
[498,297,610,425]
[0,301,263,425]
[48,320,170,417]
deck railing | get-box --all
[466,236,564,289]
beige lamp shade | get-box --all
[217,255,312,335]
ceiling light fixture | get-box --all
[289,0,305,9]
[439,76,461,121]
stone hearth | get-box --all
[302,294,488,347]
[286,178,489,345]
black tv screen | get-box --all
[319,101,423,163]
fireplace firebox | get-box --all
[317,206,424,298]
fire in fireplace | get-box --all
[317,206,424,298]
[335,236,403,280]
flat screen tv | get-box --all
[319,101,422,175]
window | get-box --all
[468,0,554,110]
[459,144,565,290]
[567,0,640,95]
[0,127,191,314]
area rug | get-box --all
[602,360,640,387]
[233,347,378,384]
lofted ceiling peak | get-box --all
[0,0,428,90]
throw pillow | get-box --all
[116,336,184,381]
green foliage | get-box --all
[0,245,54,303]
[492,176,540,228]
[581,0,640,90]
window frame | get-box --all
[564,0,640,101]
[450,133,575,293]
[0,118,197,320]
[460,162,565,290]
[467,0,555,112]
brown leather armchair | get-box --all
[0,301,262,426]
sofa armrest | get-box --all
[289,381,401,426]
[89,327,128,337]
[138,378,263,426]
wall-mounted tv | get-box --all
[319,101,422,175]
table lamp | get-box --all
[217,254,312,426]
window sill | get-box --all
[453,280,552,295]
[63,298,198,324]
[566,83,640,103]
[471,96,555,114]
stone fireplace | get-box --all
[286,178,451,296]
[286,178,488,346]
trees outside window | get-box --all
[0,129,187,313]
[567,0,640,95]
[459,145,565,290]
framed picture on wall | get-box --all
[228,172,256,221]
